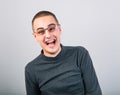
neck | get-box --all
[43,46,62,57]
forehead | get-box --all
[33,16,57,29]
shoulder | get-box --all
[63,45,88,54]
[62,45,90,59]
[25,55,40,72]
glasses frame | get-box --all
[34,23,60,36]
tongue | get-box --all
[48,42,55,48]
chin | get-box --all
[47,48,58,54]
[45,46,61,56]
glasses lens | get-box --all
[37,29,45,35]
[35,24,58,35]
[48,24,56,32]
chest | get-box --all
[35,56,84,94]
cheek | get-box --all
[35,36,43,43]
[55,30,61,37]
[57,32,61,39]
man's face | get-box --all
[32,15,62,57]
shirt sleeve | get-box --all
[25,65,41,95]
[78,47,102,95]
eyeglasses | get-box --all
[34,23,60,36]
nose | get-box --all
[45,30,51,38]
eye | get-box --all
[37,29,45,35]
[48,25,56,32]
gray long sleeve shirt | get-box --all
[25,45,102,95]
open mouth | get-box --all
[45,39,56,47]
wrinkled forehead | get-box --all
[33,16,57,28]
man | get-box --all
[25,10,102,95]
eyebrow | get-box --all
[36,23,56,31]
[36,27,44,31]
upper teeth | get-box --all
[46,39,54,44]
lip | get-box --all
[45,38,56,48]
[46,39,55,44]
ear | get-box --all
[32,32,37,39]
[32,32,39,42]
[58,25,62,34]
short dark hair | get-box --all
[32,11,59,25]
